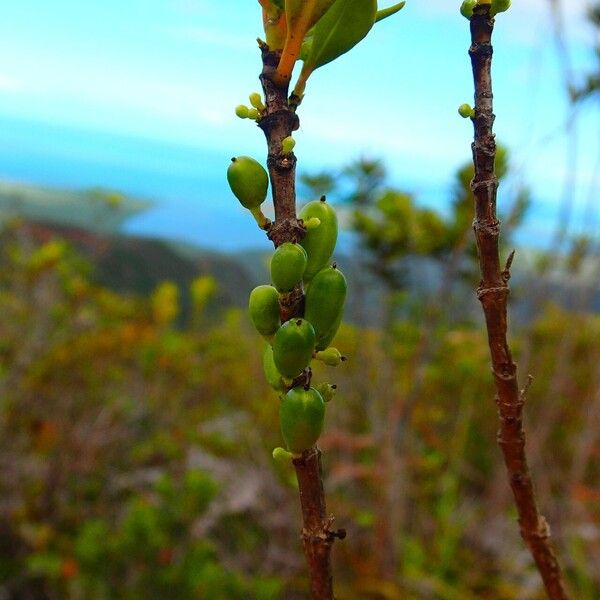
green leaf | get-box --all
[275,0,337,84]
[303,0,377,74]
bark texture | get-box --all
[468,7,570,600]
[257,43,338,600]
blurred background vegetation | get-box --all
[0,143,599,599]
[1,1,599,599]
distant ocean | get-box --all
[0,115,563,252]
[0,115,272,251]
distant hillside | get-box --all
[2,181,599,328]
[0,180,150,233]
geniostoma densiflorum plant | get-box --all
[226,2,405,595]
[227,0,405,459]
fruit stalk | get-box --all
[257,41,337,600]
[467,6,570,599]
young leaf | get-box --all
[375,1,406,23]
[274,0,337,86]
[294,0,377,95]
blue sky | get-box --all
[0,0,598,247]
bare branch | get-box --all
[467,6,571,599]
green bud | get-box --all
[248,285,280,338]
[280,386,325,454]
[303,217,321,230]
[273,319,316,379]
[235,105,250,119]
[247,108,259,120]
[299,197,338,282]
[314,382,337,403]
[272,446,294,462]
[314,347,346,367]
[227,156,269,209]
[491,0,511,15]
[270,242,307,293]
[249,92,265,111]
[460,0,476,19]
[282,136,296,154]
[458,103,474,118]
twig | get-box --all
[257,44,337,600]
[467,6,570,599]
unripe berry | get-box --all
[227,156,269,209]
[280,387,325,454]
[248,285,280,338]
[304,264,347,351]
[270,242,307,292]
[263,344,285,392]
[299,197,338,281]
[273,319,316,379]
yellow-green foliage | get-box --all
[0,224,598,599]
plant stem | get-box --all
[257,42,338,600]
[467,7,570,599]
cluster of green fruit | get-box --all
[227,155,346,458]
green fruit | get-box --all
[460,0,476,19]
[273,319,316,378]
[248,285,280,338]
[270,243,307,292]
[318,312,342,350]
[299,198,338,281]
[227,156,269,210]
[280,386,325,454]
[314,347,345,366]
[263,344,285,392]
[315,382,337,403]
[304,265,347,350]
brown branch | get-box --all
[467,6,570,600]
[257,43,338,600]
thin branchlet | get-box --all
[257,44,337,600]
[468,6,570,599]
